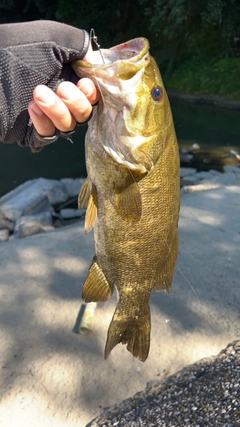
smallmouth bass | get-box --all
[72,38,180,361]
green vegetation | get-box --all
[1,0,240,98]
[163,57,240,99]
[139,0,240,98]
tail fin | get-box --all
[104,305,151,362]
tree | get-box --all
[139,0,240,68]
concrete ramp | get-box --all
[0,184,239,426]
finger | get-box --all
[28,100,56,137]
[77,78,100,105]
[32,85,76,132]
[83,43,95,63]
[56,81,93,124]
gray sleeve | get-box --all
[0,20,90,151]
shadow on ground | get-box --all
[0,184,239,426]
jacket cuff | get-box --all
[29,112,93,152]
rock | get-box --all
[182,168,240,188]
[0,180,36,205]
[87,341,240,427]
[59,208,86,219]
[208,169,222,176]
[191,143,200,151]
[223,165,240,174]
[0,229,9,243]
[41,225,55,232]
[0,191,52,222]
[0,217,14,231]
[195,171,218,181]
[217,172,240,186]
[61,178,85,198]
[180,151,193,163]
[41,178,68,205]
[182,182,221,193]
[180,167,197,177]
[14,222,55,239]
[181,175,199,185]
[0,178,67,221]
[14,212,53,239]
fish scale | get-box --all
[73,37,180,361]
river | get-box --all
[0,99,240,197]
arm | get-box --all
[0,20,99,151]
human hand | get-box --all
[28,78,100,138]
[28,46,100,138]
[0,20,99,149]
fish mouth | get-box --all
[72,38,154,173]
[102,38,149,64]
[72,38,150,79]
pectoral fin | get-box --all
[154,230,179,292]
[82,256,114,303]
[79,179,98,233]
[114,181,142,222]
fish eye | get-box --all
[151,85,163,102]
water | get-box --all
[0,100,240,197]
[171,99,240,172]
[0,126,87,197]
[171,99,240,150]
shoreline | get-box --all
[168,90,240,110]
[1,165,240,244]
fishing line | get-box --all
[176,265,221,333]
[155,228,221,333]
[87,31,123,159]
[88,29,107,112]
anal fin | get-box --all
[82,256,113,303]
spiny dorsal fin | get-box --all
[84,183,98,233]
[78,178,92,209]
[82,256,113,302]
[154,230,178,292]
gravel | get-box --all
[87,341,240,426]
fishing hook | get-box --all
[90,28,105,64]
